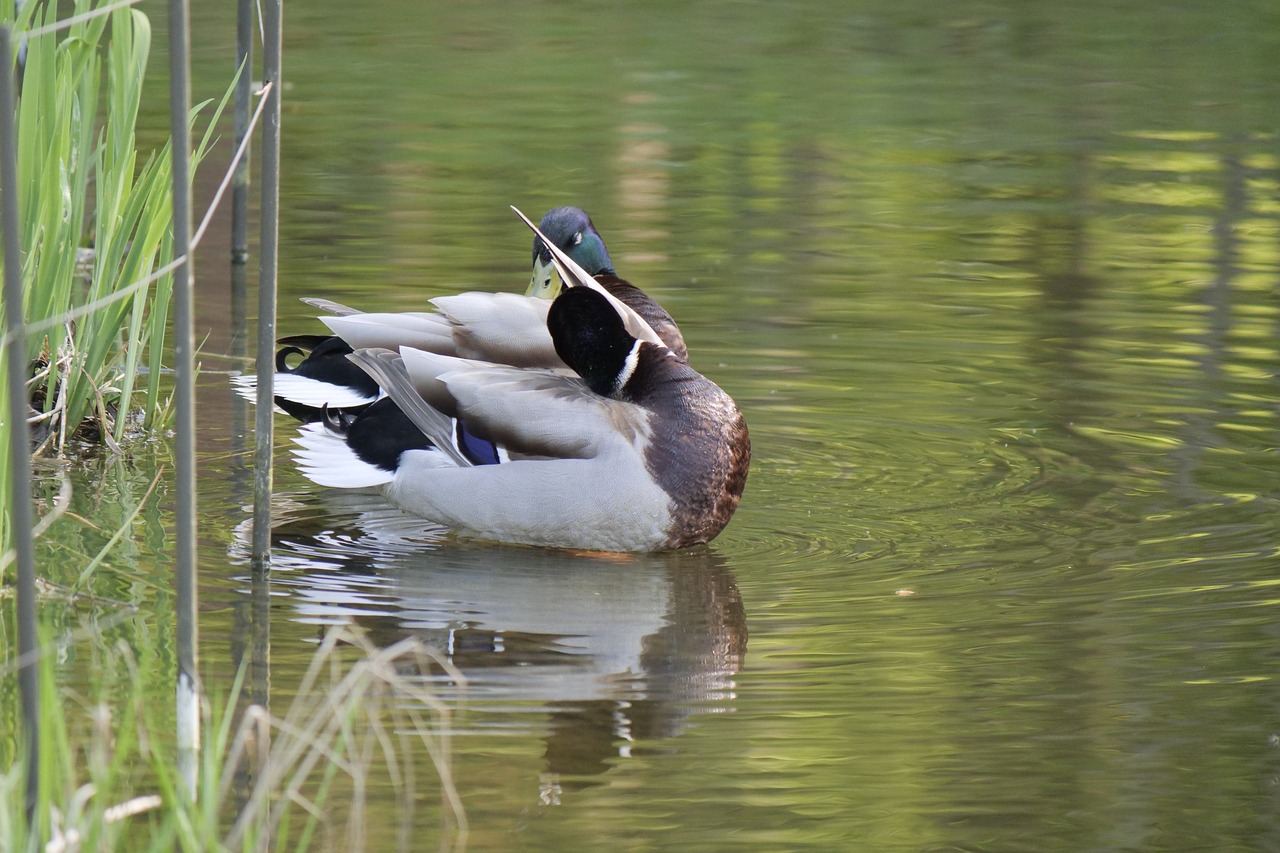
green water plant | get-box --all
[0,625,465,851]
[0,0,231,562]
[11,0,224,451]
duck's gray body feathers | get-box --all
[384,348,670,551]
[321,292,562,367]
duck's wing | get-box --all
[346,348,473,468]
[428,292,562,366]
[397,346,646,461]
[319,292,564,368]
[321,311,456,353]
[511,205,666,350]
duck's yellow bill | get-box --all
[527,256,564,299]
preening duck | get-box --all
[294,284,749,552]
[235,206,687,421]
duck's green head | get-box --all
[527,206,616,299]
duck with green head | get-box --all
[235,206,685,421]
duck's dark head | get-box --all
[548,287,639,398]
[528,206,616,299]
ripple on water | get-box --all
[229,490,447,623]
[726,420,1050,570]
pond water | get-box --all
[33,0,1280,849]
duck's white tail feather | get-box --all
[230,374,259,402]
[231,374,293,415]
[233,372,379,408]
[321,312,455,354]
[347,348,474,468]
[291,422,394,488]
[301,296,362,316]
[274,374,380,407]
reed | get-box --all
[0,625,465,851]
[0,0,230,563]
[5,0,227,453]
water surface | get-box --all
[39,1,1280,849]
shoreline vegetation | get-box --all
[9,2,215,461]
[1,2,460,848]
[0,624,465,850]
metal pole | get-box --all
[227,0,252,528]
[0,23,41,828]
[229,0,254,389]
[230,0,252,266]
[252,0,281,563]
[167,0,200,798]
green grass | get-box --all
[0,0,229,568]
[0,624,465,851]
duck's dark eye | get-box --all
[573,231,583,245]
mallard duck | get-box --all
[293,278,750,551]
[235,206,686,421]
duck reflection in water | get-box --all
[239,491,747,798]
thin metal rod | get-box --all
[229,0,254,412]
[167,0,200,798]
[194,81,271,251]
[230,0,252,265]
[0,23,41,827]
[252,0,282,563]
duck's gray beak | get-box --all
[527,254,562,299]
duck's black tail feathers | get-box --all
[232,334,379,423]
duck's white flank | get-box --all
[388,454,672,552]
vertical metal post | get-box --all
[228,0,254,377]
[230,0,252,266]
[252,0,282,562]
[167,0,200,798]
[0,23,40,827]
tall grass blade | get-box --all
[2,0,231,460]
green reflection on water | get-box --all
[17,0,1280,848]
